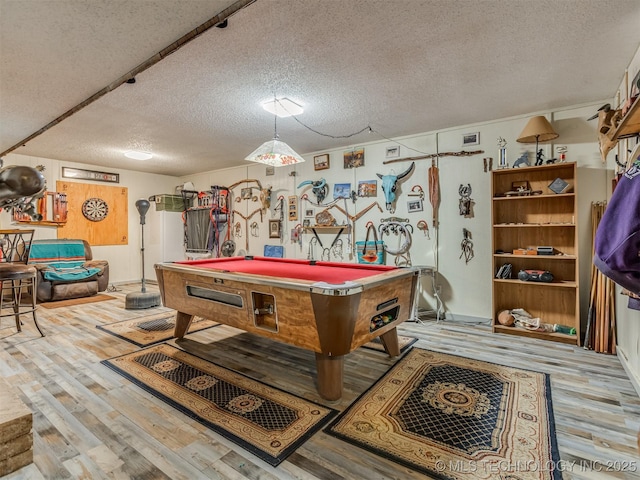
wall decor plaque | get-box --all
[62,167,119,183]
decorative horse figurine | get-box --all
[0,163,46,218]
[376,162,415,213]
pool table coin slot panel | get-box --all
[251,291,278,332]
[186,285,244,308]
[376,297,398,311]
[369,306,400,333]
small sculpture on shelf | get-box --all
[513,152,530,168]
[497,137,508,169]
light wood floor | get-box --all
[1,283,639,480]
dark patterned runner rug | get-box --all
[103,343,337,466]
[325,348,561,480]
[361,335,417,353]
[97,313,219,347]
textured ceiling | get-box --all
[2,0,640,177]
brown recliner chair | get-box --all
[28,239,109,302]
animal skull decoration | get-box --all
[297,178,328,205]
[376,162,415,213]
[259,185,272,213]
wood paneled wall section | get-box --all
[56,181,128,245]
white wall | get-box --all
[609,44,640,395]
[4,95,635,392]
[0,153,180,285]
[182,102,611,326]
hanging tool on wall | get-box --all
[273,195,285,242]
[329,200,383,255]
[428,159,440,228]
[293,223,303,250]
[233,208,263,253]
[210,186,231,257]
[416,219,430,239]
[408,185,425,200]
[458,183,474,217]
[378,218,413,266]
[459,228,474,264]
[307,237,319,260]
[382,149,484,165]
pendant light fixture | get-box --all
[245,98,305,167]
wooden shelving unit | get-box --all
[491,162,580,345]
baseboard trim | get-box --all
[443,312,492,325]
[617,346,640,398]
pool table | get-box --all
[155,256,419,400]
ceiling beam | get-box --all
[1,0,257,159]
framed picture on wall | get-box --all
[358,180,377,197]
[462,132,480,146]
[269,219,281,238]
[240,187,252,200]
[333,183,351,199]
[407,199,423,212]
[314,154,330,171]
[385,146,400,159]
[343,148,365,168]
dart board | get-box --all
[82,197,109,222]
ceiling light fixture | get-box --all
[261,97,304,118]
[245,102,305,167]
[124,150,153,161]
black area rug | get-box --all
[325,347,561,479]
[103,343,337,466]
[97,313,218,347]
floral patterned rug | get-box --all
[103,343,337,466]
[325,348,561,479]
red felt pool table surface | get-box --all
[176,256,397,284]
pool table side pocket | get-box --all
[349,274,417,350]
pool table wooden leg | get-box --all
[315,353,344,401]
[378,327,401,357]
[174,311,194,339]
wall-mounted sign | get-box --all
[62,167,119,183]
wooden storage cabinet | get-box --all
[491,162,580,345]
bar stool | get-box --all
[0,229,44,337]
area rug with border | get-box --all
[102,343,337,466]
[96,313,219,347]
[361,335,417,353]
[39,294,117,309]
[325,347,561,480]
